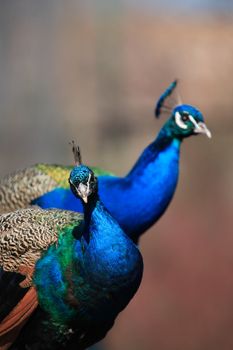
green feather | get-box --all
[36,164,114,189]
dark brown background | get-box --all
[0,2,232,349]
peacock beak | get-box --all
[77,183,91,203]
[188,115,212,138]
[194,122,212,138]
[82,195,88,203]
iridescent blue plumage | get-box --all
[33,82,211,243]
[0,159,143,349]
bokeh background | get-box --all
[0,1,233,349]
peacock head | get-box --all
[167,104,211,139]
[69,142,98,203]
[155,80,211,140]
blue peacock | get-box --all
[0,143,143,349]
[0,81,211,243]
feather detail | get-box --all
[0,167,57,214]
[0,208,83,348]
[155,80,178,117]
[36,164,72,189]
[0,287,38,349]
[0,208,82,283]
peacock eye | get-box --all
[181,114,189,122]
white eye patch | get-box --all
[175,111,188,129]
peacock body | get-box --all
[0,160,143,349]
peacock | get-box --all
[0,144,143,349]
[0,81,211,243]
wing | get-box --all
[36,164,114,187]
[0,208,83,349]
[0,268,38,350]
[0,166,58,214]
[0,164,114,213]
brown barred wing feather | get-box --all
[0,166,58,214]
[0,285,38,350]
[0,208,83,285]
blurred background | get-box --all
[0,1,233,349]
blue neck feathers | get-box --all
[72,194,143,319]
[99,130,181,241]
[80,195,142,290]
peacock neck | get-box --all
[127,127,177,179]
[82,193,127,247]
[77,193,143,293]
[82,193,99,242]
[99,128,182,242]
